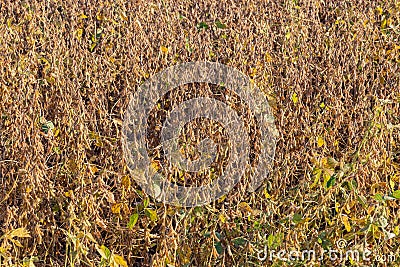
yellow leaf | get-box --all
[335,202,340,213]
[111,203,122,214]
[160,46,169,54]
[113,254,128,267]
[326,157,339,168]
[89,165,98,175]
[317,136,325,147]
[238,202,253,213]
[217,194,226,203]
[79,13,88,19]
[120,12,128,21]
[390,179,395,189]
[150,160,161,172]
[76,29,83,40]
[291,92,298,104]
[367,206,375,215]
[64,190,73,197]
[121,176,131,190]
[250,67,257,77]
[381,19,387,29]
[144,208,158,222]
[349,256,355,265]
[265,52,272,63]
[310,168,322,189]
[394,226,399,236]
[11,239,23,247]
[372,225,383,239]
[323,171,332,187]
[264,188,271,199]
[113,118,123,125]
[333,140,339,147]
[376,6,383,15]
[218,214,226,223]
[97,13,105,21]
[178,244,192,264]
[90,43,97,52]
[325,216,334,226]
[341,214,351,232]
[9,228,31,238]
[54,128,60,137]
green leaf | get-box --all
[215,20,226,29]
[144,208,158,222]
[95,28,103,39]
[292,213,302,224]
[96,245,111,260]
[41,120,55,134]
[326,175,336,188]
[373,193,384,202]
[214,241,223,254]
[393,190,400,199]
[317,232,332,249]
[143,197,150,208]
[275,233,283,247]
[267,234,275,248]
[127,213,139,229]
[267,233,283,249]
[193,207,203,217]
[185,39,193,53]
[232,237,247,246]
[215,231,222,240]
[196,22,209,31]
[357,194,367,208]
[89,43,97,52]
[351,179,358,189]
[22,256,39,267]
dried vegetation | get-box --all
[0,0,400,266]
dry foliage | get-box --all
[0,0,400,266]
